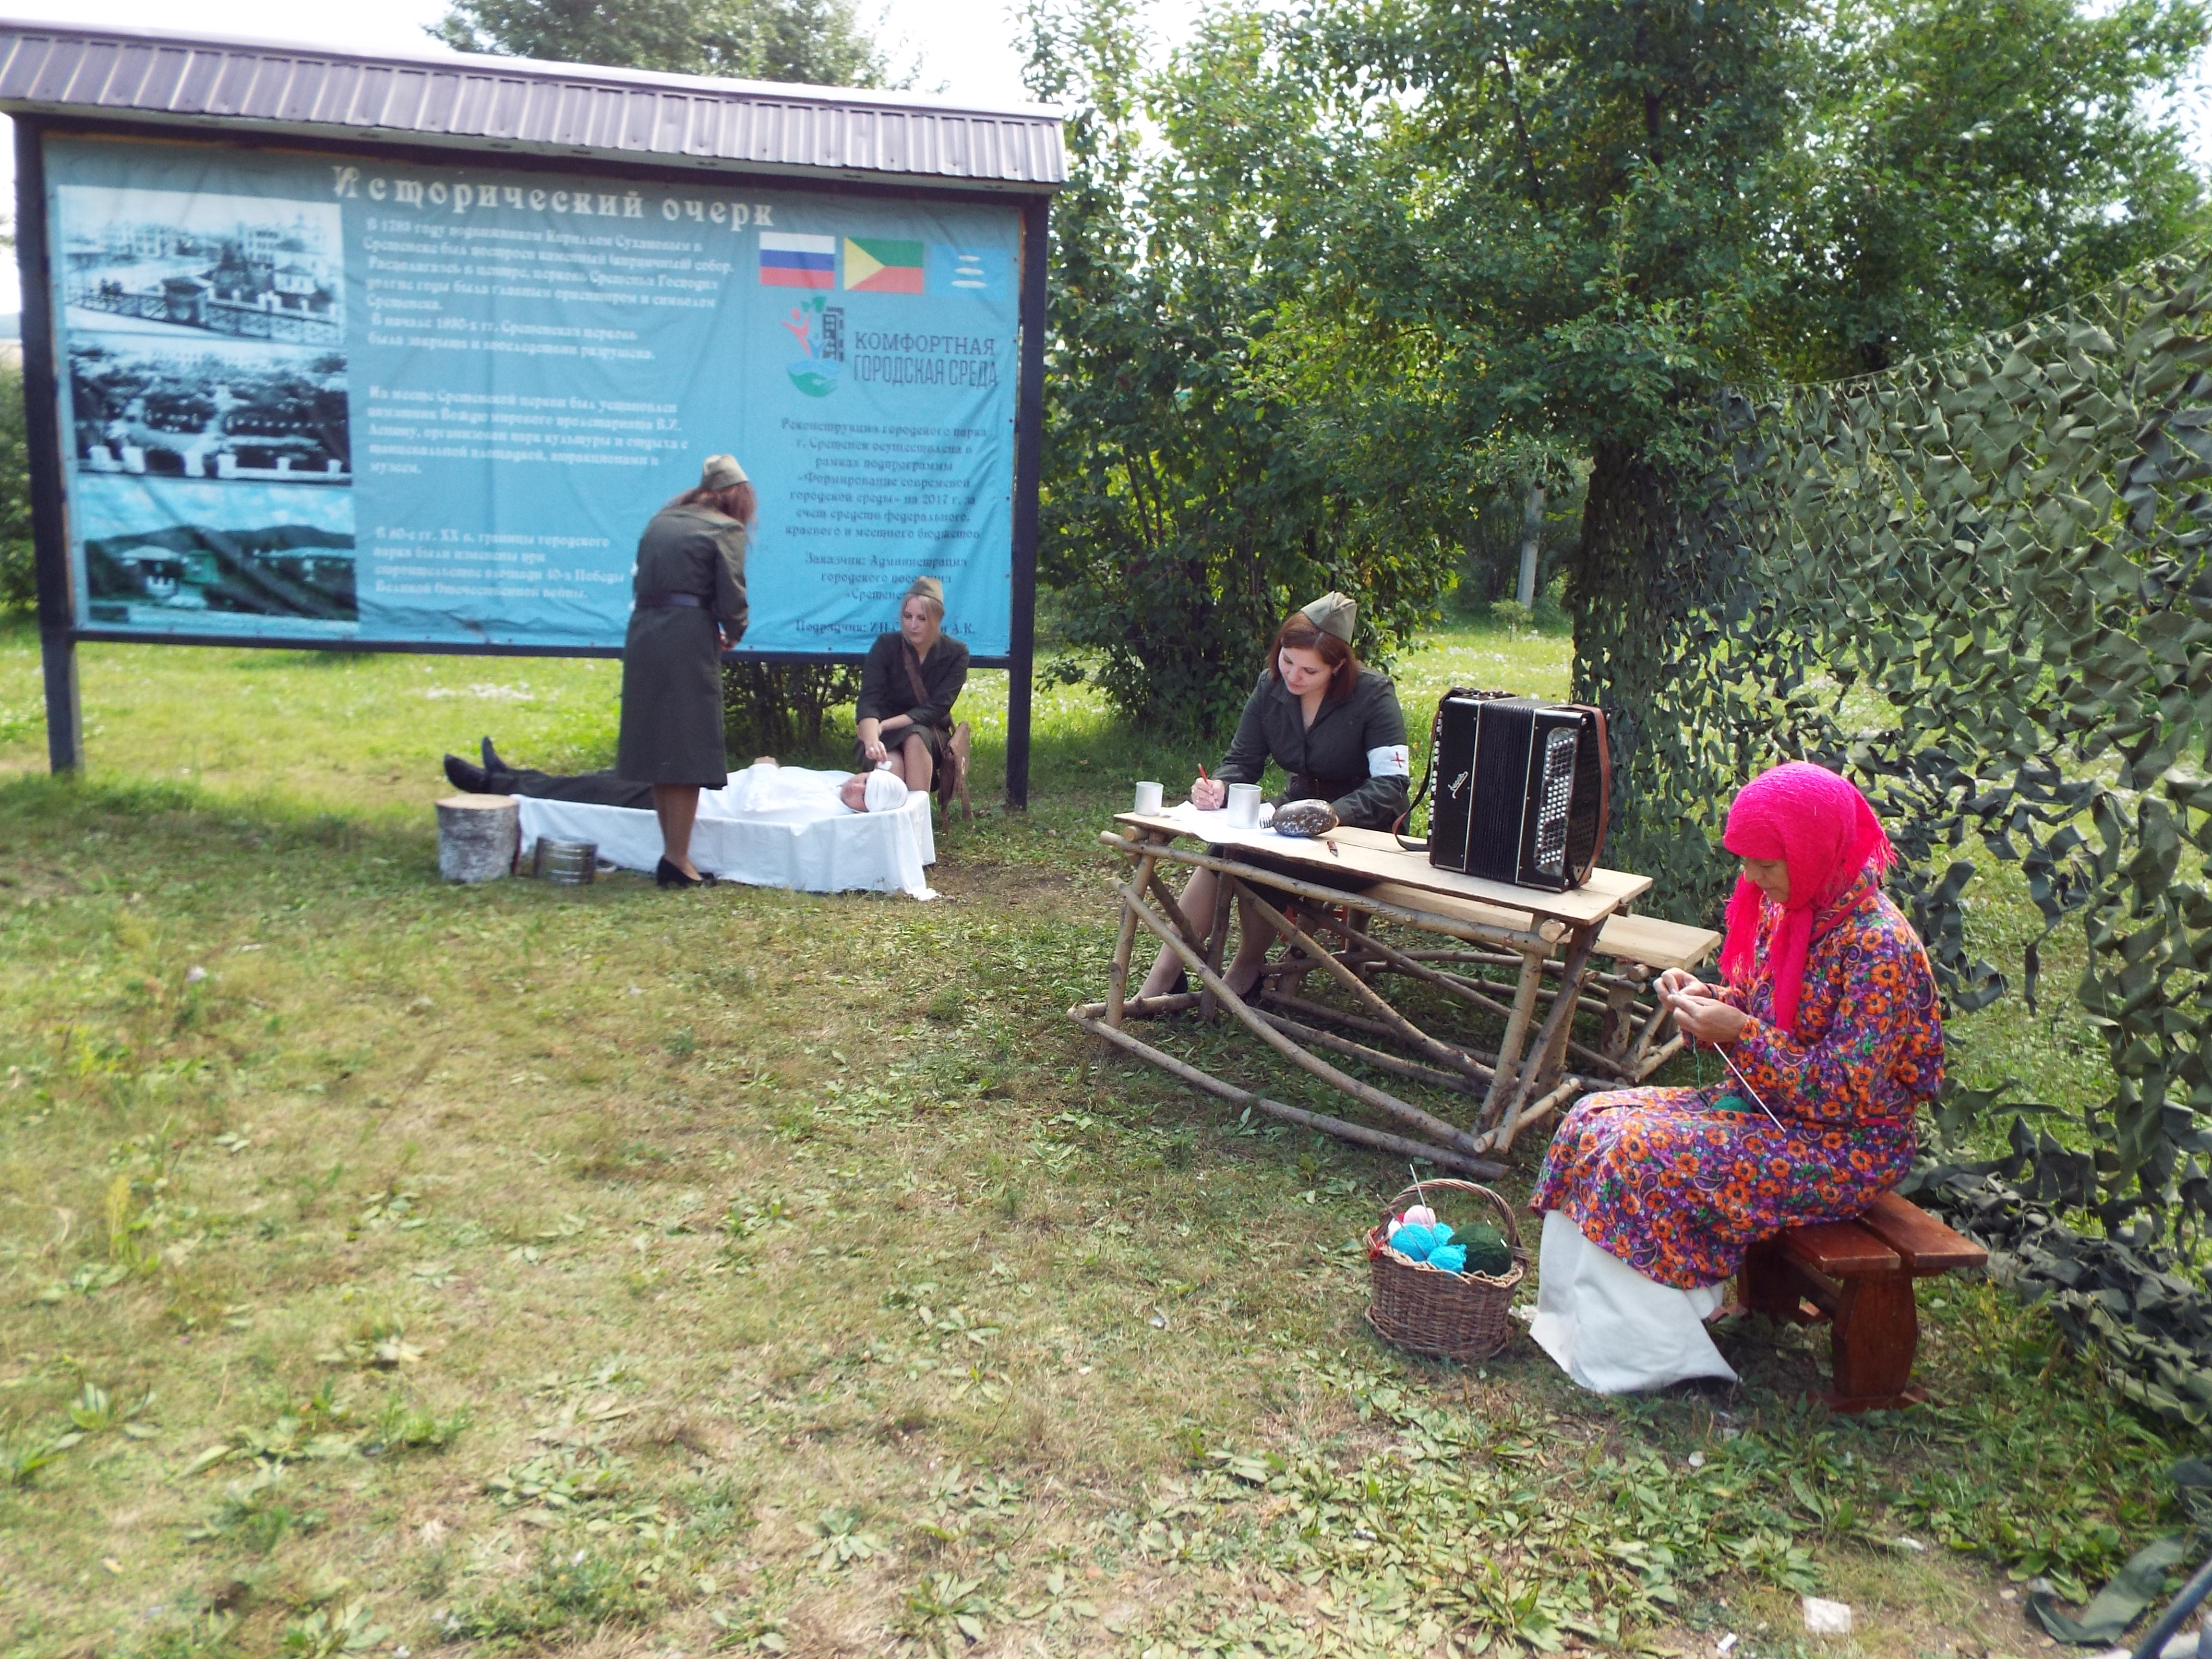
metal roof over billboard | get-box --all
[0,19,1066,192]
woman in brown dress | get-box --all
[616,454,751,887]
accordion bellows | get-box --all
[1427,694,1611,890]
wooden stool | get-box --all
[1740,1191,1988,1412]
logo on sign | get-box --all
[779,296,846,397]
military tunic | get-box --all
[615,505,748,786]
[1216,667,1411,831]
[854,631,970,765]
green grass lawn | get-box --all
[0,618,2193,1659]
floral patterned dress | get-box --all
[1531,869,1944,1289]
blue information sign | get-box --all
[43,133,1022,655]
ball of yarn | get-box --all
[1402,1204,1438,1228]
[1458,1221,1512,1277]
[1716,1094,1749,1116]
[1426,1243,1467,1274]
[1391,1223,1438,1261]
[1385,1215,1404,1240]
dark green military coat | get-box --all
[854,631,969,762]
[614,505,748,785]
[1217,667,1411,830]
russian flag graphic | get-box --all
[759,232,836,289]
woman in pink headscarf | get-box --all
[1527,762,1945,1394]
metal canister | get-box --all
[532,837,598,884]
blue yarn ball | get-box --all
[1392,1223,1438,1260]
[1427,1243,1468,1274]
[1431,1223,1456,1248]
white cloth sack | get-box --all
[515,764,937,899]
[1529,1210,1738,1394]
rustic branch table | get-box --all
[1070,810,1658,1177]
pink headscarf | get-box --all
[1719,762,1893,1034]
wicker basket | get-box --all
[1364,1179,1527,1362]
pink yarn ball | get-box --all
[1403,1204,1437,1228]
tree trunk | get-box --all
[1565,434,1774,921]
[1568,437,1672,807]
[1567,439,1706,912]
[1516,480,1545,608]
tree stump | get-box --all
[436,794,519,883]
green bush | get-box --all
[721,659,863,762]
[0,362,30,615]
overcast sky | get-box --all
[0,0,2203,314]
[0,0,1138,312]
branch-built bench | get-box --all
[1741,1191,1988,1411]
[1072,812,1660,1171]
[1355,858,1721,1085]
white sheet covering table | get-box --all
[514,764,937,899]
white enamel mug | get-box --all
[1133,780,1164,814]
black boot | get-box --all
[481,735,514,773]
[444,754,492,793]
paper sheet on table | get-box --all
[516,764,937,899]
[1153,798,1313,853]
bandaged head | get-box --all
[701,454,748,489]
[863,769,910,814]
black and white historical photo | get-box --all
[58,184,345,349]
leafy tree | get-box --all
[1266,0,2208,848]
[433,0,892,87]
[1023,0,1462,736]
[1780,0,2212,378]
[0,365,35,616]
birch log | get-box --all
[436,794,518,883]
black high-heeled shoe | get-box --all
[655,858,716,889]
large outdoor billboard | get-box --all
[41,132,1022,656]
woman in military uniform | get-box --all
[617,454,751,888]
[1136,592,1411,1000]
[854,576,971,810]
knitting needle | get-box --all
[1666,989,1785,1129]
[1715,1045,1786,1131]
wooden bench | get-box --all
[1740,1191,1988,1411]
[1350,856,1721,1082]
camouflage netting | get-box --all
[1575,245,2212,1424]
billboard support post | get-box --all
[1005,195,1049,812]
[17,115,80,774]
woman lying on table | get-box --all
[1135,591,1410,1003]
[1528,761,1945,1395]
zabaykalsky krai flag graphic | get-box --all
[42,135,1022,655]
[843,238,925,294]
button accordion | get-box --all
[1424,693,1611,891]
